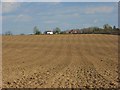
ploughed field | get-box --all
[2,34,119,88]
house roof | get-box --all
[46,31,53,32]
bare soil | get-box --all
[2,34,119,88]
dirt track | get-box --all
[2,34,119,88]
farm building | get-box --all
[65,29,81,34]
[69,29,81,34]
[44,31,53,34]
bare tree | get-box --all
[5,31,12,35]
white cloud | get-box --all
[85,6,113,14]
[2,0,18,2]
[44,20,58,24]
[68,13,80,17]
[94,19,99,23]
[14,14,32,22]
[57,13,80,18]
[82,23,92,27]
[46,2,61,5]
[3,14,32,22]
[2,2,21,13]
[0,6,1,13]
[2,0,119,2]
[2,0,61,2]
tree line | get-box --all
[4,24,120,35]
[33,26,61,35]
[80,24,119,34]
[33,24,120,35]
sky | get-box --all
[1,0,120,2]
[2,2,118,34]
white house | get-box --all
[46,31,53,35]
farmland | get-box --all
[2,34,119,88]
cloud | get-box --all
[2,0,61,2]
[14,14,32,22]
[82,23,93,27]
[2,0,119,2]
[57,13,80,18]
[0,3,2,14]
[94,19,99,23]
[2,0,17,2]
[46,2,61,5]
[85,6,113,14]
[44,20,58,24]
[3,14,32,22]
[2,2,21,13]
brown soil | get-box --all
[2,34,119,88]
[0,36,2,89]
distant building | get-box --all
[45,31,53,35]
[65,29,81,34]
[69,29,81,34]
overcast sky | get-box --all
[2,2,118,34]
